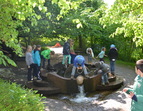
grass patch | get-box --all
[116,60,135,68]
[103,57,135,69]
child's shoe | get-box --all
[37,76,42,80]
[102,83,105,86]
[105,81,109,85]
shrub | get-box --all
[0,79,45,111]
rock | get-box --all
[0,68,15,79]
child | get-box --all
[86,48,94,64]
[108,44,118,76]
[25,45,37,81]
[70,39,76,64]
[41,47,55,69]
[62,39,72,66]
[96,47,107,62]
[71,55,89,85]
[94,61,109,85]
[123,59,143,111]
[32,45,42,80]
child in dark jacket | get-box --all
[108,44,118,76]
[62,39,72,65]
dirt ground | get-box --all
[0,54,136,111]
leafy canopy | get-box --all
[0,0,46,66]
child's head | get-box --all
[110,44,115,48]
[87,48,92,53]
[27,45,32,52]
[102,47,106,51]
[50,51,55,55]
[88,49,91,53]
[36,45,41,50]
[67,39,72,43]
[32,45,36,50]
[70,42,74,46]
[135,59,143,77]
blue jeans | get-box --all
[98,70,108,84]
[102,73,108,84]
[110,60,115,73]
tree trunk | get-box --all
[78,35,82,49]
[28,36,31,45]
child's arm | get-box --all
[123,88,137,101]
[129,92,143,102]
[123,88,134,94]
[129,92,137,102]
[123,88,143,102]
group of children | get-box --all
[25,42,143,110]
[85,45,118,85]
[25,41,143,110]
[25,45,54,81]
[84,45,143,111]
[61,39,118,86]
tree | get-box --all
[52,0,105,51]
[0,0,46,66]
[100,0,143,61]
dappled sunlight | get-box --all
[99,99,130,111]
[98,90,131,111]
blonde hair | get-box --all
[26,45,32,52]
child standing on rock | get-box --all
[94,61,109,85]
[32,45,42,80]
[86,48,94,64]
[62,39,72,66]
[25,45,37,81]
[123,59,143,111]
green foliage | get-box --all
[18,0,106,53]
[116,59,135,69]
[0,51,17,67]
[131,48,143,61]
[100,0,143,61]
[3,0,143,63]
[0,0,46,66]
[0,79,45,111]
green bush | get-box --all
[0,79,45,111]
